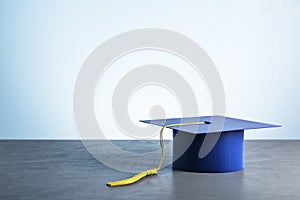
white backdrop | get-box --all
[0,0,298,139]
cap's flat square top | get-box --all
[140,116,280,134]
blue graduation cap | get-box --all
[107,116,281,187]
[140,116,280,173]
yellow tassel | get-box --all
[106,168,158,187]
[106,121,206,187]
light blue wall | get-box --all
[0,0,299,139]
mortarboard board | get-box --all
[140,115,281,173]
[107,115,280,187]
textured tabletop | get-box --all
[0,140,300,200]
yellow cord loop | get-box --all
[106,121,207,187]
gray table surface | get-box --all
[0,140,300,200]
